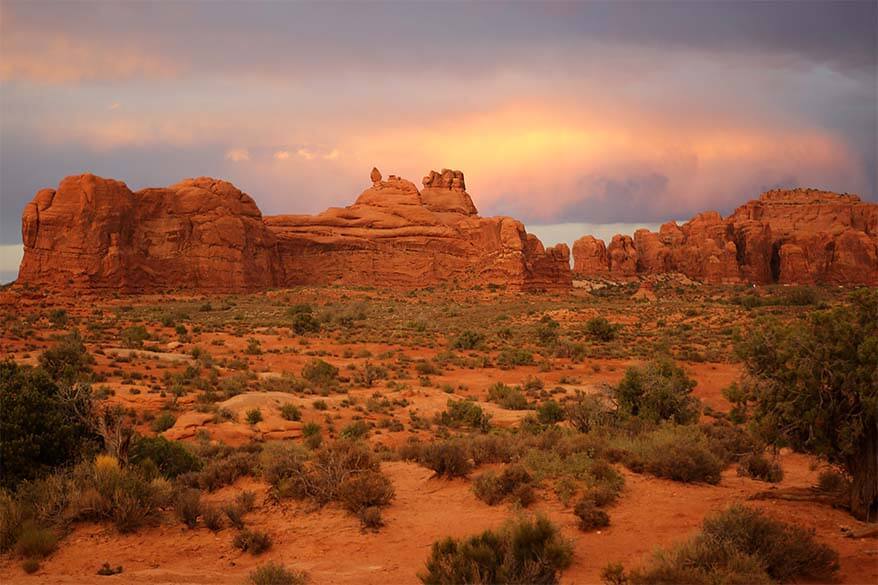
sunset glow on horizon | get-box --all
[1,0,875,249]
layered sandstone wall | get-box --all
[17,168,571,292]
[19,174,279,292]
[265,169,571,290]
[571,189,878,285]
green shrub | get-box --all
[737,453,783,483]
[565,392,614,433]
[419,441,472,478]
[280,403,301,421]
[450,330,484,350]
[38,331,93,384]
[338,470,395,519]
[419,515,573,585]
[435,399,490,430]
[249,562,307,585]
[614,358,699,424]
[487,383,530,410]
[625,505,839,584]
[150,411,176,433]
[174,489,201,528]
[121,325,150,348]
[473,464,535,507]
[291,312,320,335]
[22,558,40,573]
[202,505,224,531]
[246,408,263,425]
[0,361,97,488]
[497,348,534,369]
[573,498,609,531]
[619,426,724,484]
[537,400,565,425]
[341,420,370,440]
[233,529,272,555]
[14,523,58,559]
[130,436,201,478]
[584,316,618,342]
[302,359,338,387]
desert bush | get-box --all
[233,529,272,555]
[450,330,484,350]
[202,504,224,531]
[614,358,699,424]
[466,434,513,466]
[699,421,757,463]
[150,411,177,433]
[175,489,201,528]
[339,470,395,526]
[419,515,573,585]
[121,325,150,348]
[473,464,535,507]
[624,505,838,584]
[817,468,850,494]
[249,562,307,585]
[37,331,93,384]
[584,317,618,342]
[180,450,257,492]
[280,403,301,421]
[497,348,534,369]
[236,490,257,512]
[419,441,473,478]
[537,400,565,425]
[0,361,97,488]
[435,399,490,430]
[259,442,308,489]
[301,359,338,387]
[224,504,246,530]
[246,408,263,425]
[302,422,323,449]
[291,312,320,335]
[248,562,308,585]
[129,436,201,479]
[341,420,370,440]
[14,522,58,559]
[737,453,783,483]
[65,455,167,533]
[618,425,724,484]
[0,490,24,552]
[565,392,614,433]
[573,498,609,531]
[487,383,530,410]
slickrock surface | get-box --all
[572,189,878,284]
[18,169,571,292]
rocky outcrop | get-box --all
[572,188,878,285]
[19,174,279,292]
[18,169,571,292]
[265,169,570,290]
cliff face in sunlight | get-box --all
[572,189,878,285]
[17,168,571,292]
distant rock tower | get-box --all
[370,167,382,185]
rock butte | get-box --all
[18,168,571,293]
[573,189,878,285]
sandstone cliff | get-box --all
[265,169,571,290]
[17,169,571,292]
[19,174,279,292]
[572,189,878,285]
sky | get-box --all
[1,0,876,277]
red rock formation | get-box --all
[266,170,570,290]
[18,169,571,292]
[572,236,608,275]
[572,188,878,285]
[19,174,279,292]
